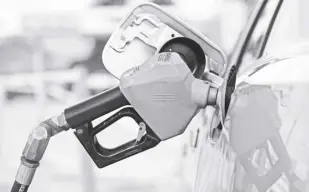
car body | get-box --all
[182,0,309,191]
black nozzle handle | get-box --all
[64,87,129,129]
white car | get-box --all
[182,0,309,191]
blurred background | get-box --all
[0,0,253,191]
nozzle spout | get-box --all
[191,79,218,108]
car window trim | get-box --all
[227,0,267,73]
[256,0,284,58]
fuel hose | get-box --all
[11,181,29,192]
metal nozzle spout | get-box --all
[208,87,218,106]
[191,79,218,108]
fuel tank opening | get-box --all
[159,37,206,78]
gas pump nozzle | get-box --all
[65,49,220,169]
[11,3,226,192]
[11,50,221,192]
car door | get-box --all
[181,0,284,192]
[219,0,284,192]
[227,0,309,191]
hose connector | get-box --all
[11,112,69,192]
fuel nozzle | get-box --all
[191,79,218,107]
[159,37,219,107]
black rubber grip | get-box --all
[64,87,129,129]
[11,181,28,192]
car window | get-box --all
[236,0,280,76]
